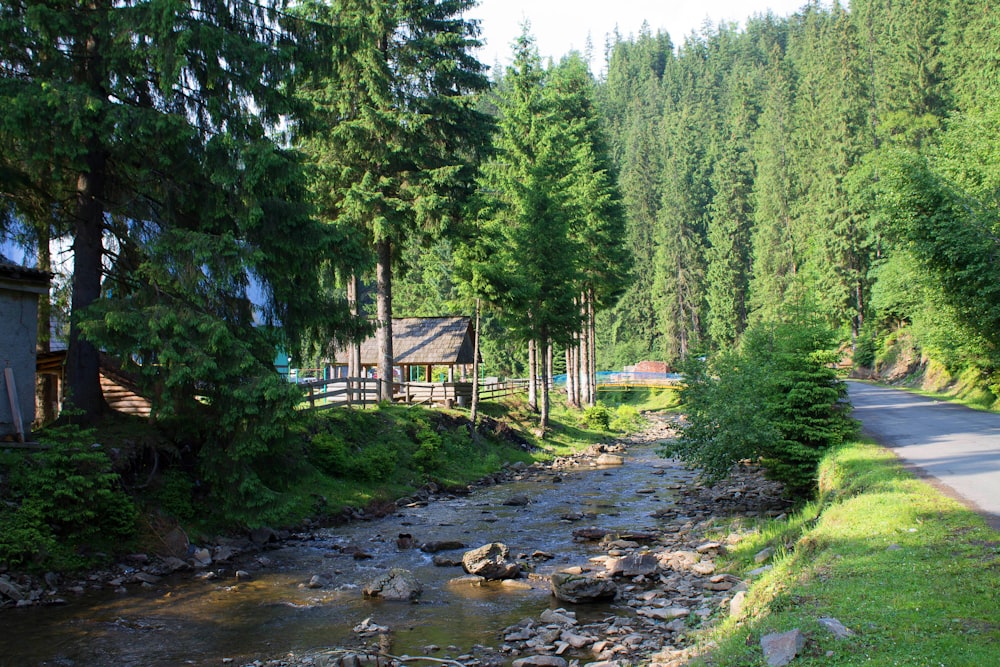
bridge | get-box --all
[554,371,685,391]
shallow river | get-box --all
[1,428,694,667]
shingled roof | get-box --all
[334,316,477,366]
[0,253,52,287]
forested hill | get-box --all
[592,0,1000,380]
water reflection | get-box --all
[0,437,693,667]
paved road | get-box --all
[848,381,1000,529]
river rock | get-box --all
[362,568,422,601]
[637,606,689,620]
[595,454,624,466]
[605,552,659,577]
[250,526,278,545]
[462,543,521,580]
[420,540,467,553]
[503,494,531,506]
[512,656,567,667]
[550,572,617,603]
[760,629,805,667]
[540,608,578,625]
[191,547,212,567]
[432,554,462,567]
[0,576,25,601]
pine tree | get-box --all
[291,0,490,402]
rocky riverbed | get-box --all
[0,414,792,667]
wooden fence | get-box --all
[298,377,530,411]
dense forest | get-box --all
[2,0,1000,566]
[589,0,1000,391]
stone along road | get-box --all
[847,381,1000,530]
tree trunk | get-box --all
[376,238,394,403]
[580,293,592,407]
[539,333,549,434]
[527,339,537,412]
[587,290,597,405]
[565,347,576,408]
[64,145,107,422]
[347,273,363,405]
[470,298,481,436]
[35,230,58,425]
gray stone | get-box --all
[191,547,212,567]
[754,547,775,564]
[133,572,161,585]
[550,572,617,603]
[307,575,327,589]
[512,656,567,667]
[462,542,521,580]
[760,629,805,667]
[817,617,855,639]
[729,590,747,618]
[540,608,578,626]
[503,494,531,506]
[420,540,467,553]
[362,568,422,601]
[594,454,624,466]
[637,606,689,620]
[605,552,659,577]
[0,576,25,601]
[250,526,278,545]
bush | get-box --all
[0,424,137,571]
[581,403,612,430]
[610,404,645,434]
[662,309,856,495]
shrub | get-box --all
[663,308,856,495]
[581,403,612,430]
[610,404,645,434]
[0,424,137,571]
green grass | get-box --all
[695,440,1000,666]
[596,386,684,412]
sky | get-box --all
[468,0,812,72]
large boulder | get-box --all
[362,568,422,601]
[550,572,617,603]
[462,543,521,580]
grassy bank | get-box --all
[695,440,1000,666]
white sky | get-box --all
[468,0,812,73]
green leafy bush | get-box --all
[581,403,612,430]
[308,431,398,481]
[663,309,856,495]
[0,424,137,571]
[609,404,645,433]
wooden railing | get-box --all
[298,377,530,411]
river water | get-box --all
[1,421,694,667]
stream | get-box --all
[0,418,698,667]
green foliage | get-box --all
[664,309,855,494]
[581,403,613,430]
[609,404,645,434]
[0,425,137,571]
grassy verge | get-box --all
[696,440,1000,666]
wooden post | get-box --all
[4,367,25,443]
[471,298,481,435]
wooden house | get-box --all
[0,255,51,441]
[333,316,477,379]
[331,316,479,405]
